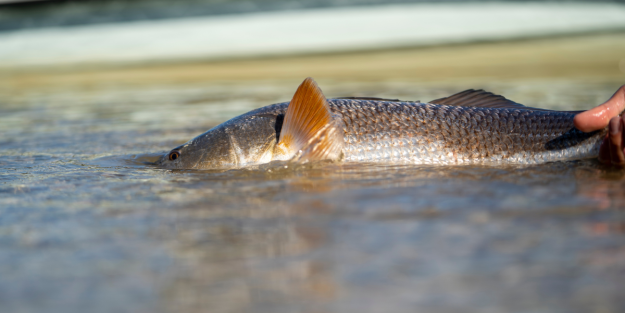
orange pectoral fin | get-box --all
[276,77,344,162]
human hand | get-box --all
[574,85,625,166]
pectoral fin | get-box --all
[276,78,344,162]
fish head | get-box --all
[158,77,345,169]
[158,110,286,169]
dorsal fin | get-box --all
[276,78,344,162]
[335,96,403,102]
[429,89,549,111]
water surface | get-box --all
[1,78,625,313]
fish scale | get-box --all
[239,98,605,165]
[328,99,604,165]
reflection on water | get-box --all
[1,78,625,313]
[154,162,625,313]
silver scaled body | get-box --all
[256,99,604,165]
[158,98,606,169]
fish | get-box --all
[158,78,617,169]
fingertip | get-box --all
[574,109,607,132]
[573,111,593,132]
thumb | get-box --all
[574,85,625,132]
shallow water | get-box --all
[1,78,625,313]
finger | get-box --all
[575,105,612,132]
[621,114,625,166]
[621,114,625,167]
[574,85,625,132]
[598,136,611,165]
[609,116,625,166]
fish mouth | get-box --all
[154,153,170,167]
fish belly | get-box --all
[343,133,604,165]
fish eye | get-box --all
[168,150,180,161]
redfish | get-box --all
[158,78,615,169]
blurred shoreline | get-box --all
[2,31,624,91]
[4,0,623,32]
[1,2,625,71]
